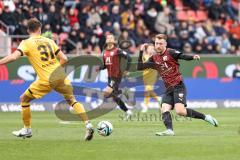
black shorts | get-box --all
[107,77,122,97]
[161,82,187,107]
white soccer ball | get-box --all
[97,121,113,136]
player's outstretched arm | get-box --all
[178,54,200,61]
[118,49,132,77]
[57,50,68,66]
[170,49,200,61]
[0,50,22,65]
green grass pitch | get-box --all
[0,108,240,160]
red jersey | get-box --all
[138,48,194,89]
[151,48,182,88]
[101,47,130,78]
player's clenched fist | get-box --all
[193,55,200,60]
[140,43,148,51]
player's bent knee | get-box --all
[103,90,112,97]
[175,110,186,116]
[103,86,113,97]
[65,97,77,106]
[20,94,24,102]
[20,94,33,103]
[175,104,187,116]
[103,92,110,97]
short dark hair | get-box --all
[27,18,42,32]
[155,34,167,41]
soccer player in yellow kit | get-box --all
[0,18,94,141]
[140,43,161,112]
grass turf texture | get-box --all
[0,108,239,160]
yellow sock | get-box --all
[21,102,31,128]
[144,95,150,106]
[72,102,89,123]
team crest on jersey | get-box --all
[179,93,184,98]
[163,56,168,61]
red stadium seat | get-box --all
[232,0,238,9]
[187,10,196,21]
[196,10,208,22]
[177,10,188,21]
[174,0,183,10]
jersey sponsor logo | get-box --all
[178,93,184,101]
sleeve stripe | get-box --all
[17,49,24,56]
[55,49,60,55]
[71,102,78,107]
[28,89,33,95]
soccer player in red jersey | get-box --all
[96,33,132,119]
[137,34,218,136]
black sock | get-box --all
[114,97,128,112]
[162,111,173,130]
[186,108,205,120]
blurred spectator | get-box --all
[183,43,193,54]
[167,32,182,50]
[111,5,121,23]
[195,41,204,53]
[182,0,199,10]
[229,21,240,40]
[118,29,135,50]
[219,33,231,54]
[1,5,17,33]
[154,6,173,34]
[208,0,225,20]
[236,46,240,56]
[223,0,238,21]
[68,8,78,26]
[121,9,135,30]
[134,0,144,16]
[213,20,226,36]
[87,7,102,27]
[194,23,207,42]
[148,0,163,12]
[0,0,239,54]
[144,7,157,32]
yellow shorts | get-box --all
[143,70,158,85]
[24,78,74,100]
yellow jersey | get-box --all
[142,54,158,84]
[17,35,62,82]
